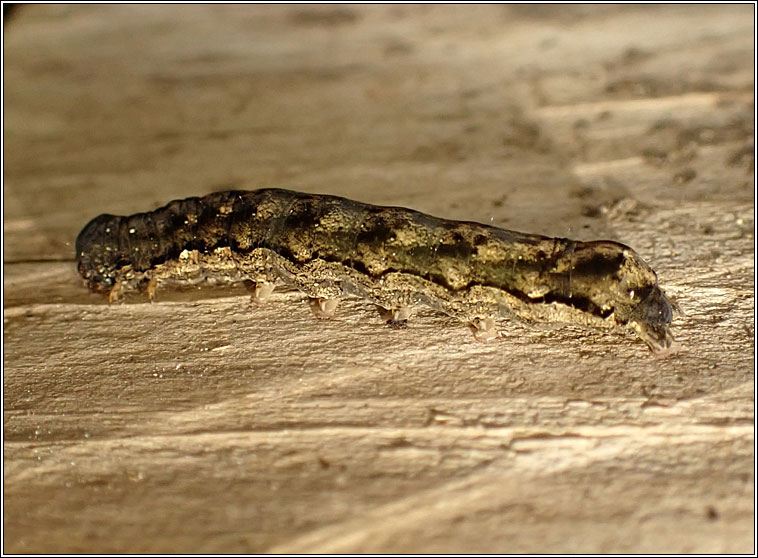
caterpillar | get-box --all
[75,188,677,354]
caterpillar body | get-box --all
[76,188,677,353]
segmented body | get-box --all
[76,188,676,352]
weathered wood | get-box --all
[3,4,754,553]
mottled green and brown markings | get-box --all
[76,189,677,353]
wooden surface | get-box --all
[3,5,754,553]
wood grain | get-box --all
[3,4,754,553]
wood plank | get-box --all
[3,4,754,553]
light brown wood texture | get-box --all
[3,5,754,553]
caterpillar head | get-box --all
[567,241,677,354]
[616,247,677,355]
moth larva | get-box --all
[76,188,677,354]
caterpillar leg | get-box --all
[470,317,498,342]
[309,297,339,319]
[108,282,125,304]
[146,276,158,302]
[246,281,276,304]
[378,306,411,328]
